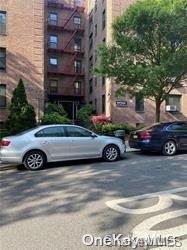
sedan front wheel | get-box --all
[103,145,120,162]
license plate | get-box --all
[133,135,138,139]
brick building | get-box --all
[0,0,186,126]
[45,0,86,119]
[0,0,45,123]
[86,0,187,126]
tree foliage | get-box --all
[95,0,187,122]
[45,102,67,116]
[77,105,95,128]
[41,112,70,125]
[6,79,36,134]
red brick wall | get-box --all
[0,0,45,122]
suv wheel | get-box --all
[23,150,46,170]
[162,140,177,156]
[103,145,120,162]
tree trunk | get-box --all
[155,100,161,123]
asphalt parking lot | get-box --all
[0,151,187,250]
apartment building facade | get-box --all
[0,0,45,123]
[45,0,86,119]
[0,0,186,126]
[86,0,187,126]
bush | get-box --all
[94,123,135,135]
[41,112,70,125]
[77,105,95,128]
[91,115,111,125]
[6,79,36,135]
[45,102,67,116]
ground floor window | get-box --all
[102,94,105,113]
[49,79,58,94]
[0,84,6,108]
[135,96,144,112]
[74,81,81,94]
[166,95,181,111]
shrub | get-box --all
[91,114,111,125]
[94,123,135,135]
[45,102,67,116]
[6,79,36,135]
[41,112,70,125]
[77,105,95,128]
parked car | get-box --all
[129,121,187,156]
[0,125,126,170]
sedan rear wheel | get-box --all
[162,140,177,156]
[103,145,120,162]
[23,150,46,170]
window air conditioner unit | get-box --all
[166,105,177,112]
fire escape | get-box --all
[47,0,85,96]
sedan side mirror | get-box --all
[91,133,97,138]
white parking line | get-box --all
[106,187,187,249]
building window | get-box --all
[102,10,106,30]
[49,79,58,94]
[89,33,93,50]
[0,11,6,34]
[95,24,97,37]
[135,96,144,112]
[0,48,6,71]
[49,35,58,48]
[49,13,58,25]
[74,16,81,28]
[74,60,81,73]
[166,95,181,111]
[74,37,81,51]
[49,57,58,67]
[89,14,93,33]
[89,79,93,94]
[74,81,81,94]
[102,94,105,113]
[0,84,6,108]
[103,37,106,43]
[89,55,93,72]
[75,0,82,6]
[95,98,97,111]
[95,0,97,12]
[102,77,105,85]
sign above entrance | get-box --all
[116,101,127,108]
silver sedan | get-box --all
[0,125,126,170]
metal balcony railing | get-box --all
[48,18,84,32]
[48,65,84,76]
[48,42,84,55]
[47,0,85,8]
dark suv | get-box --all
[129,121,187,156]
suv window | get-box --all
[35,127,65,137]
[168,123,187,131]
[66,126,92,137]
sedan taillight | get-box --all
[140,131,152,140]
[0,139,11,147]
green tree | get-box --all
[41,112,70,125]
[95,0,187,122]
[6,79,36,134]
[77,105,95,128]
[45,102,67,116]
